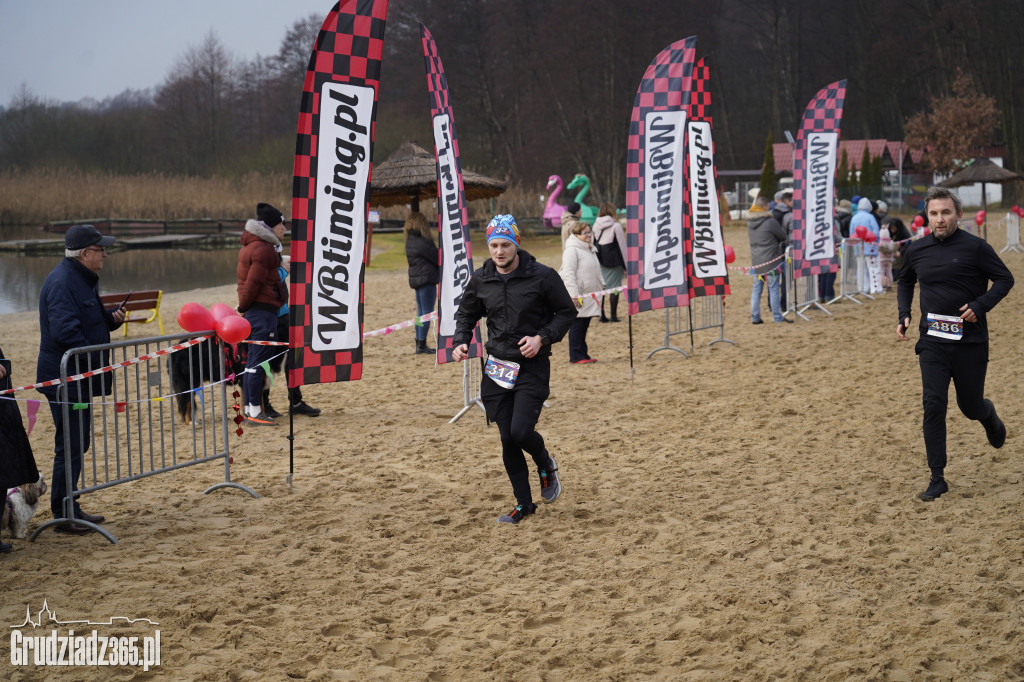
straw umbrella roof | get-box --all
[370,140,507,210]
[937,157,1024,188]
[937,157,1024,240]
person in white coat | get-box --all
[559,221,604,363]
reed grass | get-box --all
[0,168,549,227]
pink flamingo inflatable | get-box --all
[543,175,567,228]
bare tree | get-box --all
[905,71,1000,174]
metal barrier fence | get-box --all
[450,354,485,423]
[782,247,831,321]
[1003,213,1023,253]
[30,331,257,544]
[835,238,873,305]
[645,294,734,359]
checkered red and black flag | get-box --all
[421,24,483,365]
[685,57,730,298]
[625,36,697,316]
[288,0,389,389]
[792,80,847,279]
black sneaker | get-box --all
[264,402,283,419]
[752,318,763,325]
[983,400,1006,449]
[497,503,536,525]
[539,456,561,503]
[918,479,949,501]
[290,401,321,417]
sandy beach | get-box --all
[2,221,1023,680]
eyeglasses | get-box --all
[84,246,107,254]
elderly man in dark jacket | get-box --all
[452,214,577,525]
[37,224,126,533]
[237,203,288,426]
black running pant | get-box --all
[916,340,992,471]
[480,355,551,506]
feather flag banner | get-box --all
[625,36,697,315]
[420,24,483,364]
[685,57,730,298]
[288,0,389,388]
[792,80,847,279]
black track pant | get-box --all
[916,340,993,472]
[480,355,552,506]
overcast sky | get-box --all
[0,0,335,105]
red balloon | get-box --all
[911,215,924,228]
[177,302,216,332]
[216,315,252,345]
[210,302,238,322]
[974,214,984,226]
[864,232,877,243]
[1013,205,1021,216]
[724,244,736,264]
[854,225,868,239]
[922,227,931,237]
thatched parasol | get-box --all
[937,157,1024,238]
[370,140,506,212]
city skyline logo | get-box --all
[10,599,161,671]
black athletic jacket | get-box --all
[454,249,577,360]
[897,227,1014,344]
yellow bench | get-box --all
[100,289,164,337]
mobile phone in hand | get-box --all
[120,290,134,309]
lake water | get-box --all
[0,225,243,315]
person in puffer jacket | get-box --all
[236,203,287,426]
[559,220,604,363]
[452,215,577,526]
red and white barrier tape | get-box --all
[0,335,213,396]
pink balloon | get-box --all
[855,225,867,239]
[216,316,252,345]
[177,302,216,332]
[210,302,238,322]
[724,244,736,264]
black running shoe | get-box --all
[263,402,283,419]
[290,401,321,417]
[918,479,949,502]
[983,399,1006,449]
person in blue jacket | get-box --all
[37,224,126,534]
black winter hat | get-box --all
[65,224,115,250]
[257,202,285,227]
[567,201,581,215]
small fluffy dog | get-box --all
[3,473,47,539]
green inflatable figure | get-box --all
[567,174,599,225]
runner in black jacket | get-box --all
[453,215,577,524]
[896,186,1014,501]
